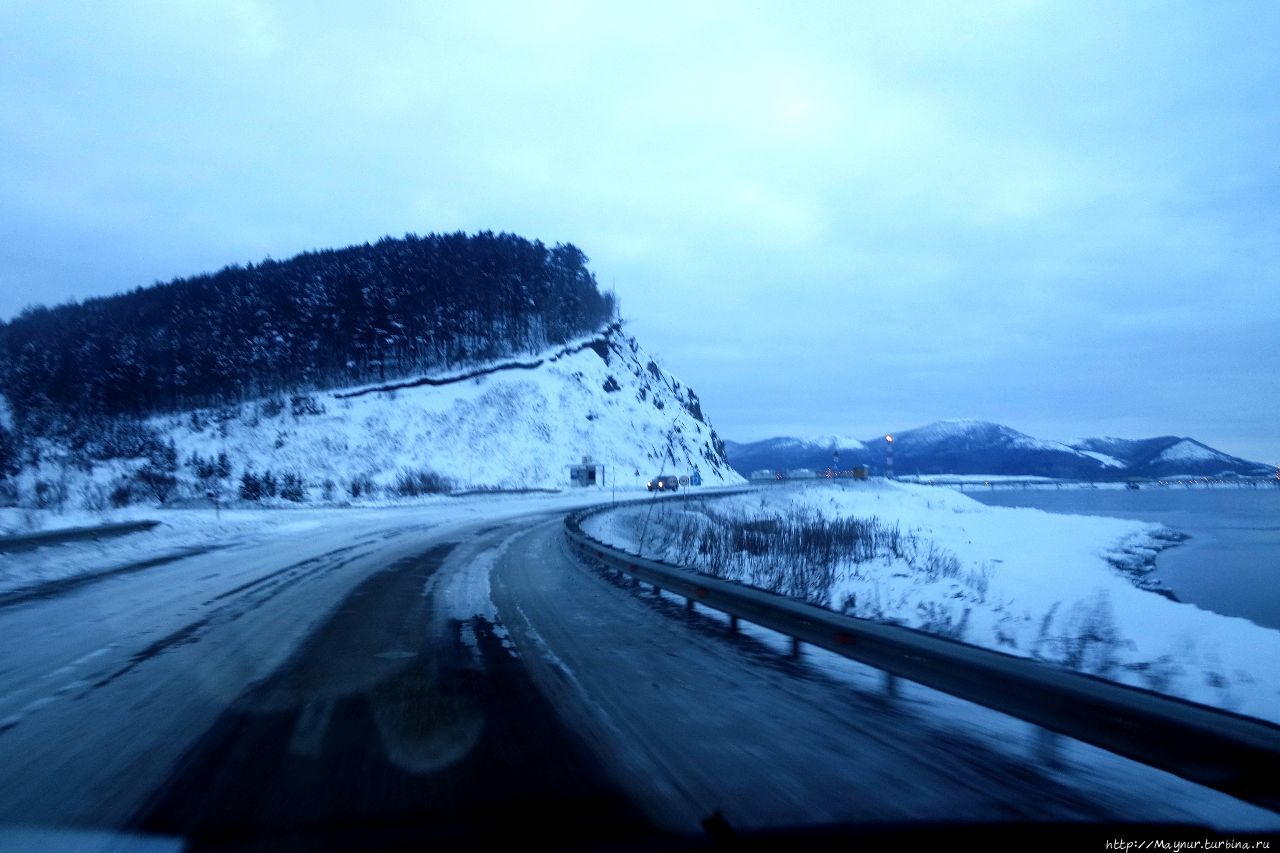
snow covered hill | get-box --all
[727,420,1271,480]
[11,324,742,509]
[161,324,741,494]
[1070,435,1263,479]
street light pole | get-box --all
[885,434,894,480]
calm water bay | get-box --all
[967,486,1280,631]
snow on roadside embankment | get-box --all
[150,326,742,495]
[582,480,1280,723]
[0,506,355,598]
[0,490,618,600]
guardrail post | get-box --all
[685,597,695,612]
[883,671,900,699]
[789,636,802,659]
[729,614,739,634]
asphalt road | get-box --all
[493,519,1118,828]
[0,502,1273,849]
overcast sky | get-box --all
[2,1,1277,462]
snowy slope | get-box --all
[1154,439,1232,464]
[1069,436,1269,478]
[148,325,742,495]
[901,419,1063,452]
[1076,450,1126,469]
[807,434,868,451]
[1138,439,1243,479]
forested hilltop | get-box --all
[0,231,742,509]
[0,232,616,428]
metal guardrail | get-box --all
[0,520,161,553]
[564,504,1280,814]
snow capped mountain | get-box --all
[726,420,1270,480]
[807,434,868,451]
[1068,436,1177,467]
[721,437,848,476]
[1065,435,1267,478]
[893,420,1072,454]
[1152,439,1229,464]
[892,418,997,443]
[877,420,1101,478]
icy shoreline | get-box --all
[1102,527,1190,601]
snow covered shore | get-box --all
[583,480,1280,724]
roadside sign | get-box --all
[679,475,690,486]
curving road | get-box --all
[0,500,1272,848]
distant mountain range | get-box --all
[724,420,1273,481]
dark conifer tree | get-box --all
[0,232,617,443]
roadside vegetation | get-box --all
[655,503,964,608]
[632,498,1134,682]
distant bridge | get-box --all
[746,472,1279,490]
[898,476,1279,490]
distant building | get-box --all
[788,468,817,479]
[567,455,603,487]
[749,469,777,482]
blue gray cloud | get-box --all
[1,1,1277,461]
